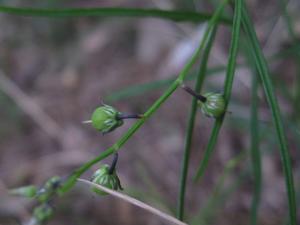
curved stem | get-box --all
[58,0,230,195]
[108,153,119,174]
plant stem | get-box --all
[241,1,296,224]
[59,0,232,195]
[0,5,231,24]
[242,32,262,225]
[194,0,242,181]
[250,72,261,225]
[177,25,218,220]
[181,84,207,102]
[117,114,143,120]
[59,7,223,194]
[108,153,119,174]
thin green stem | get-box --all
[59,80,181,194]
[194,0,242,181]
[241,35,262,225]
[106,66,226,102]
[0,5,231,24]
[250,72,261,225]
[106,43,300,102]
[177,25,218,220]
[58,1,229,194]
[241,1,296,224]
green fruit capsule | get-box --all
[91,105,123,134]
[198,92,225,118]
[91,164,123,195]
[9,185,37,198]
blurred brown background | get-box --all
[0,0,299,225]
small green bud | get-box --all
[91,164,123,195]
[37,176,61,203]
[91,105,123,134]
[9,185,37,198]
[33,204,53,223]
[198,92,225,118]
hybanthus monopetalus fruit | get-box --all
[181,84,226,118]
[90,153,123,195]
[84,104,142,134]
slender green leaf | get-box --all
[194,0,242,181]
[250,72,261,225]
[0,5,231,24]
[241,36,262,225]
[241,1,296,224]
[177,25,218,220]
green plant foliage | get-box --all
[241,1,296,224]
[194,0,242,181]
[0,5,231,23]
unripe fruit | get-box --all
[91,164,123,195]
[198,92,225,118]
[91,105,123,134]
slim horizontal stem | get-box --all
[0,5,231,24]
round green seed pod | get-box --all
[198,92,225,118]
[91,105,123,134]
[91,164,123,196]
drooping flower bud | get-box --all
[9,185,37,198]
[91,105,124,134]
[91,164,123,196]
[198,92,225,118]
